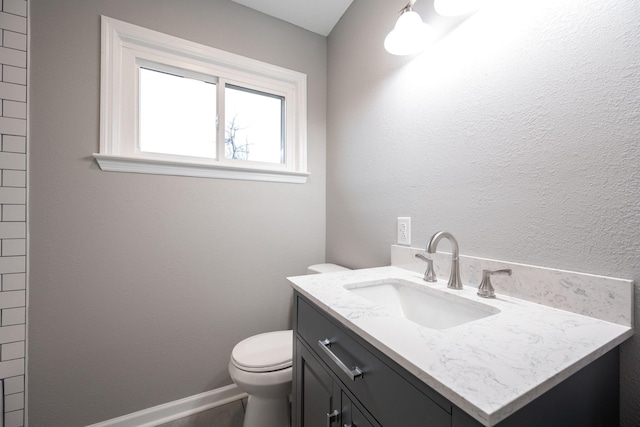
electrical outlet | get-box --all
[397,217,411,245]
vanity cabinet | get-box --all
[293,292,620,427]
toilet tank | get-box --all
[307,263,350,274]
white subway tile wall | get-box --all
[0,0,26,425]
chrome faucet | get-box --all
[426,231,463,290]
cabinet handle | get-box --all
[327,409,339,427]
[318,339,363,381]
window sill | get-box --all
[93,154,309,184]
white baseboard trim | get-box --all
[86,384,247,427]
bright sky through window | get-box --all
[139,68,217,159]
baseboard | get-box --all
[86,384,248,427]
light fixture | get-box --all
[433,0,482,17]
[384,0,434,56]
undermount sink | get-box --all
[345,279,500,330]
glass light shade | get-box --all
[384,10,434,56]
[384,11,433,55]
[433,0,482,16]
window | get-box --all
[224,85,284,164]
[95,16,308,183]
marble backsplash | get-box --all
[391,245,634,328]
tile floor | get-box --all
[156,399,245,427]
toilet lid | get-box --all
[231,330,293,372]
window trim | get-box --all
[95,16,308,184]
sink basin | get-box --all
[345,279,500,330]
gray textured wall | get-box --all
[326,0,640,424]
[29,1,326,425]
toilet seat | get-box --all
[231,330,293,373]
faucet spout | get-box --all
[426,231,463,290]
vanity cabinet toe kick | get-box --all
[292,292,620,427]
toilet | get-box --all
[229,263,350,427]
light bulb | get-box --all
[384,10,434,56]
[433,0,482,17]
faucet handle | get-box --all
[415,253,437,282]
[477,269,512,298]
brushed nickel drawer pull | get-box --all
[319,339,363,381]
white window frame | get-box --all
[94,16,308,184]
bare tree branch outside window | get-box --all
[225,114,251,160]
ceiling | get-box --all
[230,0,353,37]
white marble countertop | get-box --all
[288,265,633,426]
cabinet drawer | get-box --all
[296,296,451,426]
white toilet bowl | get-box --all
[229,330,293,427]
[229,263,350,427]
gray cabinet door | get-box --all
[295,339,341,427]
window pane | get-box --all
[139,68,217,158]
[225,85,284,164]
